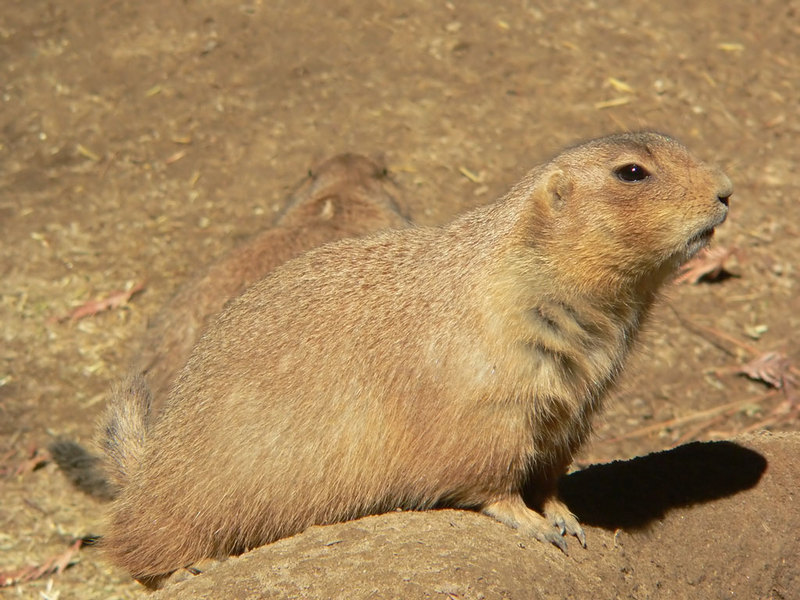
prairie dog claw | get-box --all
[482,494,583,553]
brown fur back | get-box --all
[103,133,732,582]
[138,153,409,407]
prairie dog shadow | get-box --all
[555,441,767,530]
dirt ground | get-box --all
[1,0,798,598]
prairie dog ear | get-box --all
[317,196,336,220]
[543,168,571,210]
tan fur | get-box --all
[98,374,153,492]
[51,154,407,503]
[102,133,732,585]
[137,153,408,407]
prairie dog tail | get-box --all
[98,373,153,493]
[48,438,117,501]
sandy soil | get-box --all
[1,1,798,598]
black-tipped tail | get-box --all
[48,439,117,501]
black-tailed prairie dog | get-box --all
[102,132,732,586]
[138,153,409,406]
[50,154,408,499]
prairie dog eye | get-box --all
[614,163,650,182]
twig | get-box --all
[672,414,727,446]
[51,280,146,323]
[669,306,800,379]
[604,395,770,444]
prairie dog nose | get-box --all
[716,173,733,207]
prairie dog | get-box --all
[50,154,408,499]
[138,153,409,406]
[102,133,732,585]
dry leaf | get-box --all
[0,449,16,477]
[53,280,146,323]
[0,539,83,587]
[0,444,50,478]
[737,351,796,390]
[676,246,738,284]
[165,149,187,165]
[13,447,50,476]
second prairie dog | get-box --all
[102,132,732,585]
[137,153,408,407]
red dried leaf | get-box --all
[13,453,49,477]
[737,351,796,390]
[52,280,146,323]
[0,539,83,587]
[0,449,15,476]
[676,246,738,285]
[10,445,50,477]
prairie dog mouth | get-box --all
[685,206,728,258]
[685,226,716,259]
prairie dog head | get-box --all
[277,154,408,229]
[525,132,732,292]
